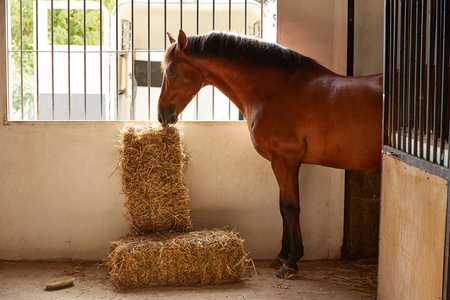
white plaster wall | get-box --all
[354,0,384,76]
[0,121,344,260]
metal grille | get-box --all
[383,0,450,168]
[6,0,276,121]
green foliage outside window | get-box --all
[8,0,115,120]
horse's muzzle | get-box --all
[158,105,178,124]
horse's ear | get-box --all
[177,30,187,51]
[167,32,176,44]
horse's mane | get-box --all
[164,31,319,70]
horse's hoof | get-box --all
[270,257,285,269]
[276,264,298,279]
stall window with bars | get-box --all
[383,0,450,168]
[6,0,277,121]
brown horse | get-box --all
[158,30,383,278]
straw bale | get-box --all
[117,123,192,234]
[107,228,248,289]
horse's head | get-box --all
[158,30,204,124]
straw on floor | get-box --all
[117,123,192,234]
[107,228,248,289]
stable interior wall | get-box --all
[0,122,344,261]
[1,0,357,261]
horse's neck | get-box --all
[196,56,277,118]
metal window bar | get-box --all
[398,0,405,151]
[419,0,427,157]
[212,0,215,121]
[415,0,425,158]
[164,0,167,49]
[36,0,39,120]
[195,0,199,121]
[19,0,23,120]
[147,0,152,120]
[442,0,450,166]
[8,0,269,122]
[68,0,71,120]
[433,0,442,164]
[228,0,231,121]
[100,0,103,120]
[408,0,416,155]
[382,0,391,147]
[51,0,55,120]
[388,0,398,148]
[83,0,87,120]
[179,0,183,121]
[384,0,449,169]
[116,0,119,120]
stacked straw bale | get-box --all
[117,123,192,234]
[107,228,247,289]
[109,123,248,289]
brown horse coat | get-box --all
[158,30,382,277]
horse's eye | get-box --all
[166,70,175,77]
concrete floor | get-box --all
[0,259,377,299]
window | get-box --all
[6,0,277,121]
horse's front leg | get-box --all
[270,192,290,268]
[270,159,303,278]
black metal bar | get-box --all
[51,0,55,120]
[385,0,392,146]
[84,0,87,120]
[413,0,421,156]
[229,0,231,31]
[439,0,448,166]
[440,1,450,167]
[212,0,215,120]
[148,0,151,120]
[391,0,398,148]
[196,0,199,35]
[438,0,448,166]
[426,0,436,161]
[418,0,427,158]
[347,0,354,77]
[116,0,119,120]
[164,0,167,50]
[195,0,199,120]
[433,0,443,164]
[20,0,24,120]
[100,0,103,120]
[68,0,71,120]
[444,0,450,170]
[244,0,247,35]
[179,0,183,121]
[406,0,414,154]
[131,0,135,120]
[383,0,391,147]
[398,0,405,151]
[36,0,39,120]
[402,0,409,152]
[229,0,232,120]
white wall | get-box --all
[354,0,384,76]
[0,0,386,261]
[0,121,344,260]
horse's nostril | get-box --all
[170,114,178,124]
